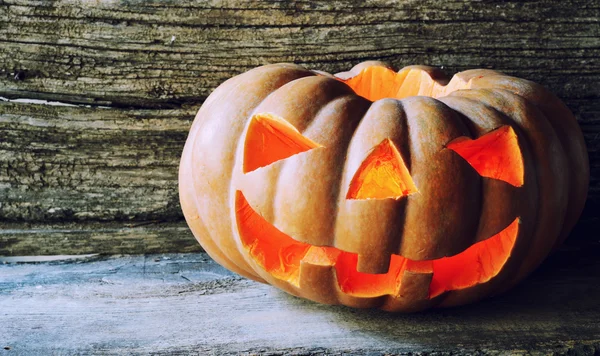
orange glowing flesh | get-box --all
[447,126,524,187]
[339,65,448,101]
[346,138,418,200]
[236,191,519,298]
[236,192,310,286]
[243,113,322,174]
[341,66,410,101]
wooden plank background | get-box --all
[1,0,598,255]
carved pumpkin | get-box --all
[179,62,588,311]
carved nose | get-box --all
[335,138,417,274]
[346,138,418,200]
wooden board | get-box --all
[0,102,193,222]
[1,236,599,355]
[1,0,599,254]
[0,221,199,256]
[2,0,599,108]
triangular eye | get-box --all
[346,139,418,200]
[447,125,524,187]
[243,113,322,173]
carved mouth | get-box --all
[235,191,519,299]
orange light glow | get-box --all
[235,190,310,286]
[346,139,418,200]
[243,113,322,173]
[338,66,449,101]
[428,218,520,297]
[341,66,409,101]
[447,126,524,187]
[236,191,519,298]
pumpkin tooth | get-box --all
[356,252,392,274]
[335,253,406,297]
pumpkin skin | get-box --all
[179,62,588,312]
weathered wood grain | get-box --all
[2,0,599,108]
[0,101,193,222]
[1,238,599,355]
[0,221,199,256]
[0,0,599,254]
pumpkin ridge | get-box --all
[492,89,570,279]
[226,70,342,295]
[438,95,523,244]
[436,98,486,257]
[398,96,481,261]
[388,99,412,268]
[460,88,567,281]
[332,98,407,274]
[180,132,260,281]
[232,73,326,232]
[214,66,317,276]
[236,75,365,279]
[274,94,370,251]
[433,94,538,306]
[471,77,588,248]
[190,77,266,277]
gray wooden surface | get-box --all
[0,0,598,255]
[1,232,600,355]
[0,221,197,256]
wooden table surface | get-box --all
[2,233,599,355]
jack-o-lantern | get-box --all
[179,62,588,311]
